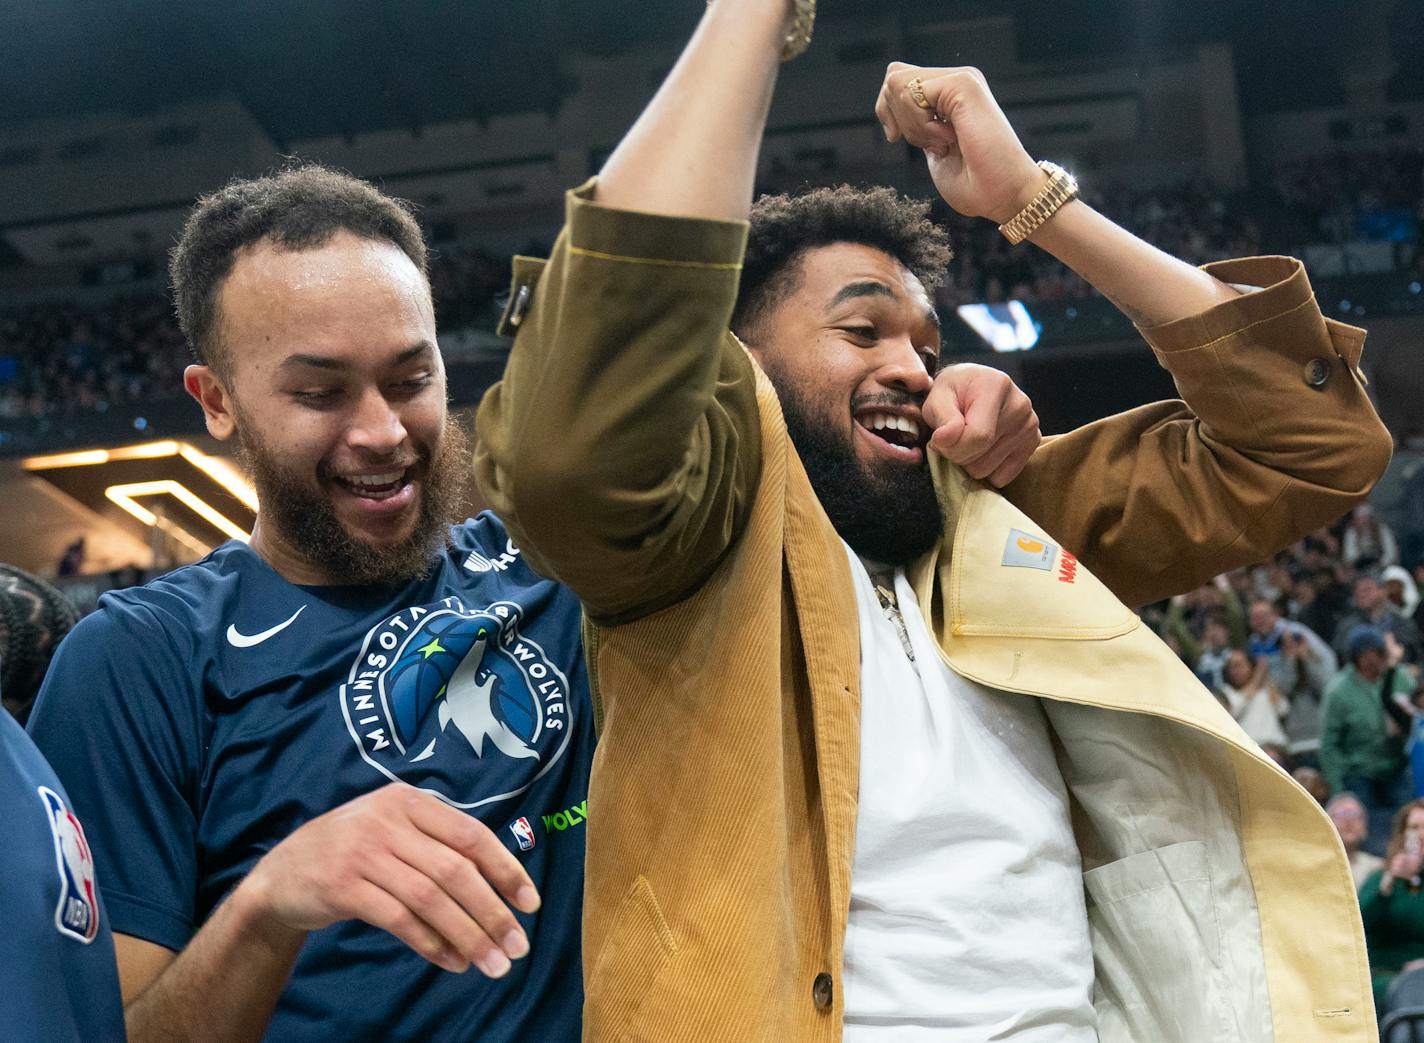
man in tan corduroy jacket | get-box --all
[476,3,1394,1040]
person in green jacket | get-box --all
[1361,799,1424,1015]
[1322,625,1416,851]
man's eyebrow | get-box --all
[826,281,897,311]
[279,341,435,371]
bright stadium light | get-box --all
[956,301,1042,352]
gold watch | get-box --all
[998,161,1079,245]
[780,0,816,61]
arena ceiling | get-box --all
[0,0,1417,146]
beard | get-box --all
[236,416,471,587]
[771,377,944,567]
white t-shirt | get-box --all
[841,545,1098,1041]
[1222,682,1289,748]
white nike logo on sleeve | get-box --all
[226,605,307,648]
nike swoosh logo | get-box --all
[226,606,307,648]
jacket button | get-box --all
[812,972,834,1010]
[1303,357,1331,389]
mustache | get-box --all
[850,390,925,413]
[317,453,424,479]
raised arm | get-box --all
[595,0,786,219]
[877,62,1239,326]
[474,1,802,622]
[881,62,1391,608]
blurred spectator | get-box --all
[1220,649,1290,748]
[1246,597,1337,748]
[1334,575,1423,665]
[1329,792,1384,888]
[1161,583,1246,690]
[1360,799,1424,1015]
[1383,565,1421,621]
[1344,505,1401,571]
[1293,765,1330,806]
[0,564,80,725]
[1410,685,1424,802]
[55,537,85,579]
[1321,625,1416,853]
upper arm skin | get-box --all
[116,934,176,1006]
[1001,258,1391,610]
[474,189,761,623]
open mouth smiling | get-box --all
[853,408,929,462]
[332,467,415,501]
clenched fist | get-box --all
[924,363,1040,486]
[874,62,1043,224]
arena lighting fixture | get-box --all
[22,440,183,469]
[105,480,251,543]
[176,444,259,512]
[128,511,211,559]
[22,438,259,510]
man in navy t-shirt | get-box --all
[2,566,125,1042]
[28,166,583,1042]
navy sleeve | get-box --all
[27,597,205,952]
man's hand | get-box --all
[234,783,540,978]
[921,363,1040,487]
[874,62,1042,223]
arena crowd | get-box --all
[1,148,1420,420]
[1141,500,1424,1016]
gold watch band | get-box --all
[998,161,1079,245]
[780,0,816,61]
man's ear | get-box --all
[184,365,237,441]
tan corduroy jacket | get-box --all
[475,184,1394,1042]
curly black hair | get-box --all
[732,184,953,343]
[170,162,428,379]
[0,564,80,725]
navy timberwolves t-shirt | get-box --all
[28,514,591,1042]
[0,709,125,1041]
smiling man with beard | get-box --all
[475,2,1393,1040]
[25,166,581,1043]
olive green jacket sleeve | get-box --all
[473,181,762,623]
[1002,256,1393,610]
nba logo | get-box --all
[37,786,100,943]
[509,816,536,852]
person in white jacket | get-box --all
[1220,649,1291,748]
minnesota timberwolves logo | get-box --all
[340,597,572,808]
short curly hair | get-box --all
[732,184,953,343]
[170,163,428,379]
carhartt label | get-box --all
[1002,528,1057,571]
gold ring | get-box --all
[907,77,932,111]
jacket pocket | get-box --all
[1084,841,1245,1043]
[586,875,679,1041]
